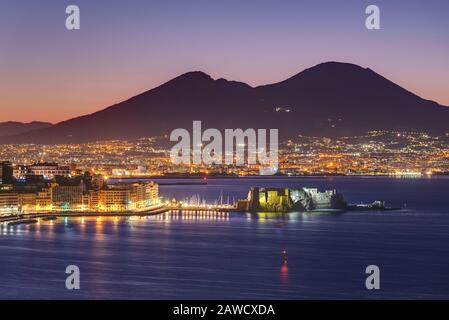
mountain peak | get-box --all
[313,61,367,69]
[296,61,370,78]
[158,71,215,91]
[264,61,377,89]
[161,70,252,92]
[1,61,448,144]
[172,71,213,82]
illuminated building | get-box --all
[52,183,85,210]
[95,182,159,212]
[29,163,71,179]
[245,187,346,212]
[248,187,292,212]
[131,182,159,208]
[98,185,131,212]
[13,165,28,180]
[88,190,99,211]
[36,186,53,210]
[0,191,19,215]
[18,192,37,212]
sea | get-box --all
[0,177,448,299]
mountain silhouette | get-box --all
[1,62,448,144]
[0,121,52,137]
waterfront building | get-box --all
[88,190,99,211]
[98,185,131,212]
[0,166,160,213]
[299,188,346,210]
[131,181,159,209]
[149,182,158,202]
[0,191,19,215]
[52,183,86,210]
[18,192,37,212]
[95,182,159,212]
[248,187,293,212]
[246,187,346,212]
[36,186,53,210]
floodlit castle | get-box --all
[242,187,346,213]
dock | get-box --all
[0,206,168,224]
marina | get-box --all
[0,183,402,227]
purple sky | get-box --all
[0,0,448,123]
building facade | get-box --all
[0,161,14,184]
[29,163,71,179]
[52,184,85,210]
[0,192,19,215]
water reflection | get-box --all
[245,211,299,224]
[94,217,105,240]
[151,210,231,222]
[280,249,289,284]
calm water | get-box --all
[1,177,448,299]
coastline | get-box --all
[0,206,168,224]
[109,173,448,180]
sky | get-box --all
[0,0,448,123]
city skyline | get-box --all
[1,0,449,122]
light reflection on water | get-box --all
[1,177,449,299]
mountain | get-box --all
[0,121,52,137]
[1,62,448,144]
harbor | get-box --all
[0,176,445,300]
[0,205,168,225]
[0,184,401,227]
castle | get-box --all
[240,187,346,213]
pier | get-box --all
[165,204,238,212]
[0,203,241,225]
[155,210,231,222]
[0,206,168,224]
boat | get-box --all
[347,200,401,211]
[8,219,38,226]
[41,216,58,221]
